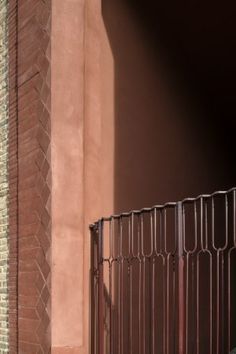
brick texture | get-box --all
[0,0,10,352]
[8,0,18,352]
[8,0,51,352]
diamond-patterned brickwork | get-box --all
[9,0,51,352]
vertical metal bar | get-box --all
[118,261,121,354]
[90,225,96,354]
[221,195,228,352]
[177,202,184,354]
[197,198,203,354]
[196,254,200,354]
[216,252,220,354]
[161,209,166,354]
[118,220,121,354]
[209,255,213,354]
[200,197,204,250]
[120,219,124,354]
[143,259,146,354]
[109,262,112,354]
[139,260,142,354]
[141,214,146,354]
[151,258,155,354]
[128,217,132,354]
[185,252,189,354]
[228,190,236,352]
[130,215,134,354]
[172,252,176,354]
[220,252,224,353]
[109,220,113,354]
[164,209,170,354]
[163,258,166,354]
[166,253,170,354]
[129,262,133,354]
[98,220,104,354]
[228,250,231,353]
[193,201,198,354]
[137,215,142,354]
[183,206,189,354]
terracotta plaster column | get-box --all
[51,0,115,352]
[51,0,85,353]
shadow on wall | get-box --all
[102,0,236,213]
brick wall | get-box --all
[17,0,51,352]
[8,0,52,352]
[0,0,9,352]
[8,0,18,352]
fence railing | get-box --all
[90,187,236,354]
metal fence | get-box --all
[90,187,236,354]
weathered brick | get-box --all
[0,0,9,351]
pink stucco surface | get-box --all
[51,0,85,351]
[51,0,115,352]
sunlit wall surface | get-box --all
[0,0,9,351]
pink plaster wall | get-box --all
[83,1,116,352]
[51,0,85,351]
[51,0,115,352]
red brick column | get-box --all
[8,1,18,352]
[9,1,51,352]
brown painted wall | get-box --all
[101,0,236,213]
[85,1,236,352]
